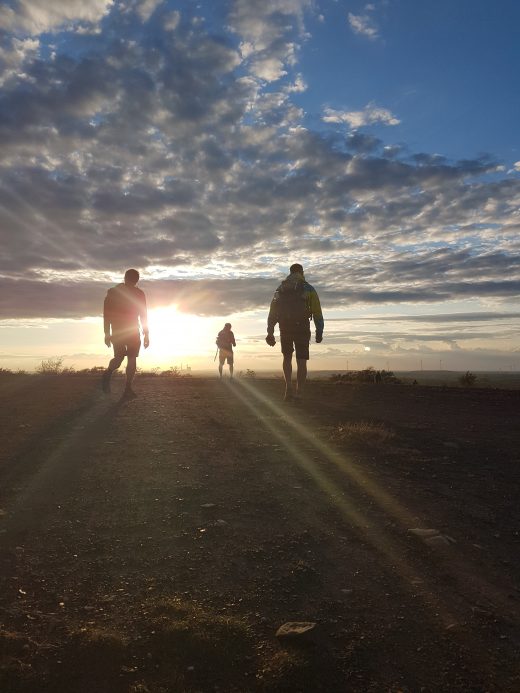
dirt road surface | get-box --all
[1,374,519,692]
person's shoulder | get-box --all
[106,284,121,296]
[303,280,316,293]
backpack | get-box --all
[276,279,308,323]
[216,330,231,348]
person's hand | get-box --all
[143,334,150,349]
[104,335,111,347]
[316,332,323,343]
[265,333,276,347]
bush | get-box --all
[160,366,191,378]
[459,371,477,387]
[37,357,65,375]
[330,367,400,384]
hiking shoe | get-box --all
[101,370,111,394]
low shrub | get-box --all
[331,420,396,446]
[36,357,65,375]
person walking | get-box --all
[102,268,149,398]
[216,323,236,378]
[265,263,323,401]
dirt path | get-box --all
[1,376,519,692]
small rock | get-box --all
[409,528,439,538]
[472,606,492,617]
[200,503,216,509]
[275,621,317,641]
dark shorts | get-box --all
[112,332,141,358]
[219,348,233,365]
[280,321,311,360]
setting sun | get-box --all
[147,306,213,366]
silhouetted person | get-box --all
[102,268,149,398]
[266,263,324,401]
[216,323,236,378]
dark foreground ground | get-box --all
[0,374,519,692]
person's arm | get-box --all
[310,289,324,342]
[231,332,236,347]
[103,292,112,347]
[266,290,279,345]
[140,292,150,348]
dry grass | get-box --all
[331,420,396,446]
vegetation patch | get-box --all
[141,597,257,690]
[331,420,396,447]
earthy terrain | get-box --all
[0,373,519,692]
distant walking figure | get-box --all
[216,323,236,378]
[266,263,324,401]
[102,269,149,398]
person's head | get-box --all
[290,263,303,274]
[124,268,140,286]
[224,322,232,330]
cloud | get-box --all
[347,11,378,40]
[230,0,312,83]
[0,35,39,86]
[0,277,277,319]
[133,0,164,23]
[328,312,520,324]
[0,0,519,326]
[323,103,400,128]
[0,0,114,35]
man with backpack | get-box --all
[265,263,324,401]
[216,322,236,378]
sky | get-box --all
[1,0,520,373]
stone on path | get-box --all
[409,528,439,538]
[408,528,456,547]
[275,621,317,642]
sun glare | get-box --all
[147,306,212,366]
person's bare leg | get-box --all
[124,356,137,396]
[229,362,234,378]
[108,355,123,372]
[218,359,223,377]
[283,354,293,399]
[102,355,123,393]
[295,358,307,398]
